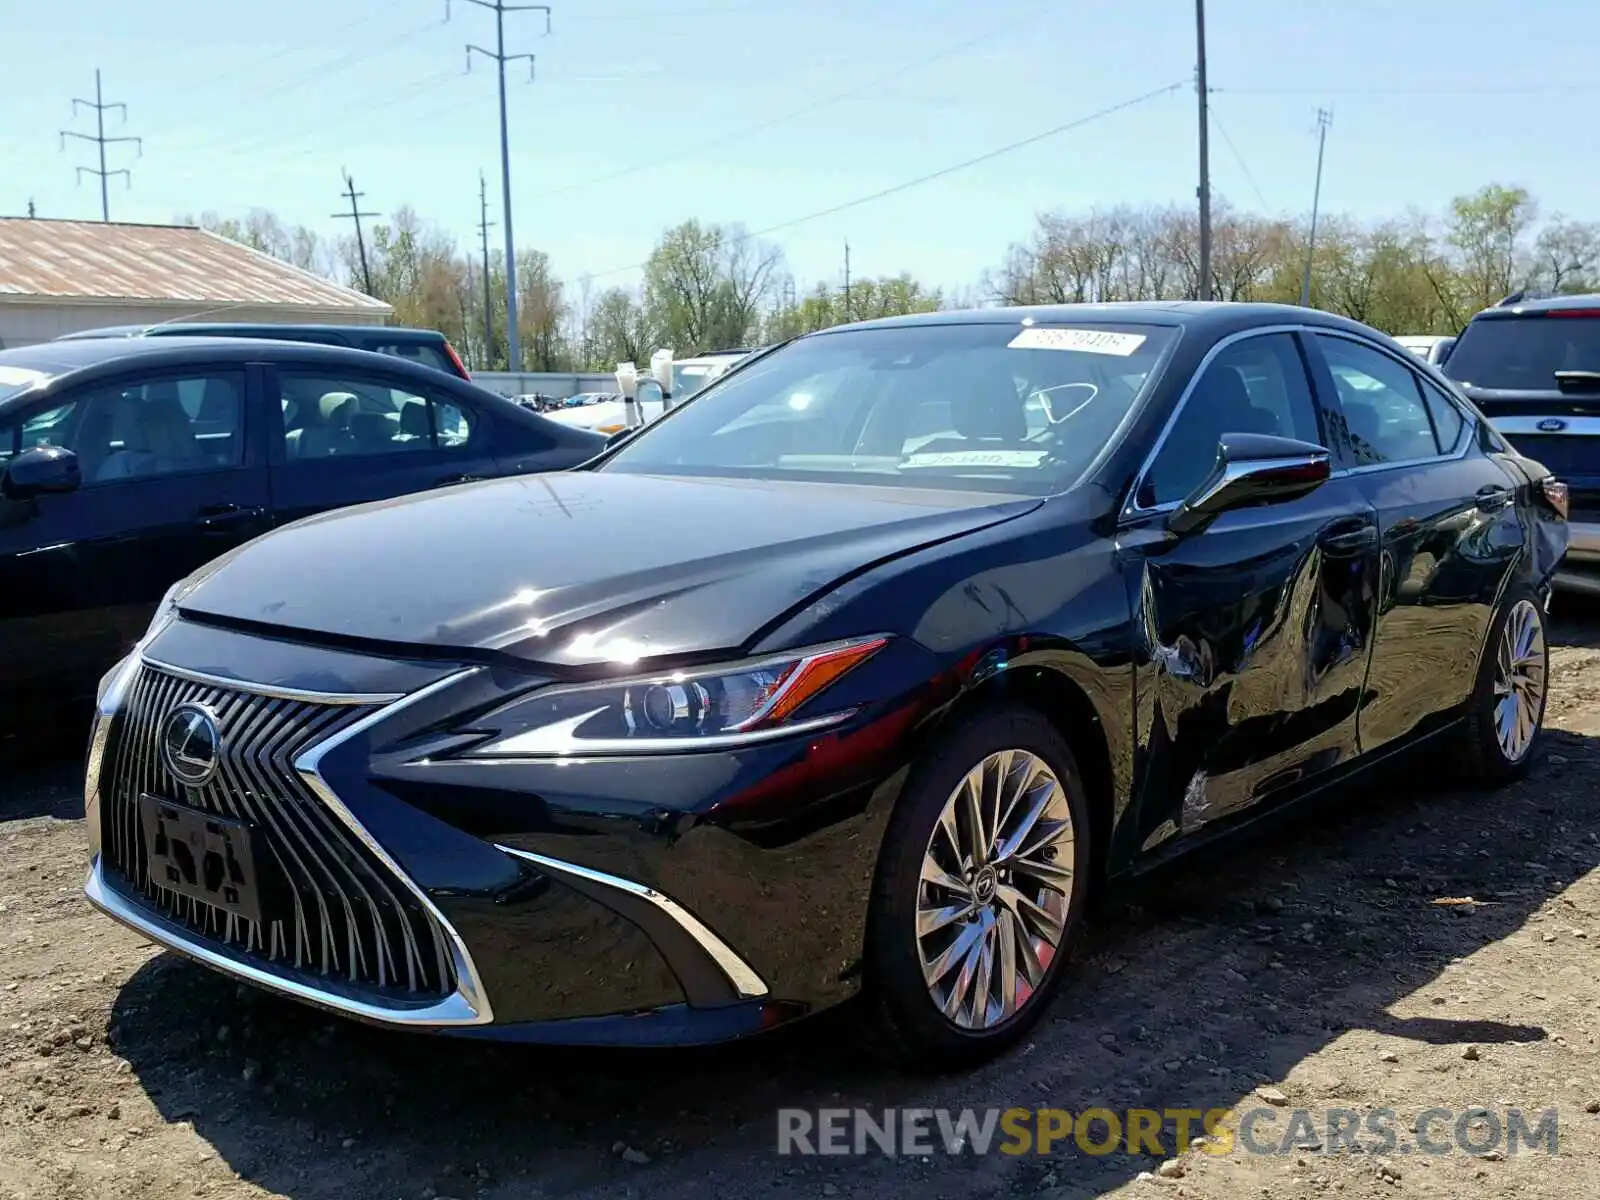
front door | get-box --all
[0,365,270,707]
[1120,330,1381,851]
[264,363,501,525]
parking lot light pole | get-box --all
[452,0,552,374]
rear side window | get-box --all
[1444,314,1600,390]
[1316,335,1442,465]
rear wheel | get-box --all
[863,706,1090,1070]
[1456,586,1549,786]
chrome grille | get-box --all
[100,664,455,1002]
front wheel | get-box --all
[1456,586,1550,786]
[863,706,1090,1071]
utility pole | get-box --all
[842,240,851,322]
[60,69,140,222]
[452,0,551,374]
[1194,0,1212,302]
[1299,108,1333,309]
[477,170,497,364]
[333,171,379,295]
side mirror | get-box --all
[1435,339,1455,366]
[2,445,81,500]
[605,426,636,449]
[1167,433,1330,536]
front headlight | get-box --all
[460,635,889,757]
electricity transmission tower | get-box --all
[449,0,552,374]
[1194,0,1212,301]
[478,170,497,362]
[333,172,380,295]
[60,69,141,222]
[1300,109,1334,308]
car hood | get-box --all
[545,400,664,432]
[177,471,1043,667]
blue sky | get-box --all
[4,0,1599,298]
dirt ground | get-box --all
[1,609,1597,1200]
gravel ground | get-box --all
[1,608,1597,1200]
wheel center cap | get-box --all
[972,866,998,905]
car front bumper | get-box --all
[82,620,919,1046]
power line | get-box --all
[1207,100,1271,211]
[585,80,1185,283]
[531,22,1028,200]
[154,0,425,106]
[60,69,141,222]
[450,0,552,375]
[1215,83,1600,97]
[333,171,381,294]
[170,22,447,160]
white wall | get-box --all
[0,301,390,350]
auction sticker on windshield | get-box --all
[1009,328,1148,356]
[902,450,1051,469]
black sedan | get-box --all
[0,336,604,720]
[82,304,1568,1069]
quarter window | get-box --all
[1418,377,1466,452]
[1140,333,1322,507]
[277,373,477,460]
[1315,335,1443,465]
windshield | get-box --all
[603,321,1177,495]
[0,365,52,405]
[1444,314,1600,390]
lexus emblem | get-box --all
[1537,418,1568,432]
[161,704,220,787]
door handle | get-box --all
[1475,485,1512,512]
[1318,521,1378,555]
[195,504,267,532]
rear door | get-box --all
[0,364,271,703]
[1305,330,1524,752]
[263,361,501,525]
[1122,329,1381,849]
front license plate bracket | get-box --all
[138,794,269,928]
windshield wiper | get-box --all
[1555,370,1600,395]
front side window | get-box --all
[1316,335,1442,465]
[603,322,1179,496]
[278,373,477,460]
[0,372,245,483]
[1140,333,1322,507]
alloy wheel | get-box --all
[1493,598,1547,764]
[915,749,1076,1031]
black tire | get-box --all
[1455,583,1550,788]
[862,704,1092,1072]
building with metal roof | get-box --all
[0,218,391,349]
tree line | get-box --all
[181,182,1600,373]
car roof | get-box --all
[1470,293,1600,320]
[825,301,1377,338]
[0,336,470,411]
[58,322,445,340]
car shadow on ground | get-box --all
[105,723,1600,1200]
[0,720,87,823]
